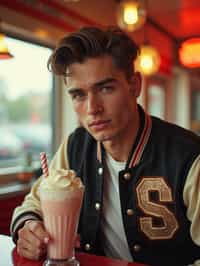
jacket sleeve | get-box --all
[183,154,200,245]
[10,137,69,243]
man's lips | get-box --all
[88,119,111,129]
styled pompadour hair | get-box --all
[48,26,139,80]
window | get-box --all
[146,76,168,120]
[0,36,53,170]
[190,71,200,135]
[191,91,200,120]
[191,90,200,135]
[147,84,165,119]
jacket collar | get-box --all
[127,105,152,168]
[97,105,152,168]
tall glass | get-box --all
[40,188,84,266]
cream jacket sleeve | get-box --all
[183,154,200,266]
[10,137,69,241]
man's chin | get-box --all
[93,133,112,142]
[87,128,114,142]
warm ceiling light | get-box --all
[124,5,138,25]
[179,38,200,68]
[0,33,13,59]
[117,0,147,31]
[135,45,160,75]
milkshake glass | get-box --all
[39,169,84,266]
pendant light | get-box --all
[135,44,160,75]
[179,38,200,68]
[117,0,147,32]
[135,22,160,76]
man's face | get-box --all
[66,55,141,144]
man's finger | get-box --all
[25,220,49,243]
[17,233,46,251]
[18,225,45,249]
[17,244,45,261]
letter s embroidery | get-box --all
[136,177,178,240]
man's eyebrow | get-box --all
[67,78,117,94]
[68,88,82,95]
[93,78,117,87]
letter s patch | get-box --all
[136,177,178,240]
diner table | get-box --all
[0,234,147,266]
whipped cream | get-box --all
[39,169,83,193]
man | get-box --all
[11,27,200,266]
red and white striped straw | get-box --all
[40,152,49,178]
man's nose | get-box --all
[87,94,103,115]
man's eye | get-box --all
[100,86,113,93]
[71,92,86,101]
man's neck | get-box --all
[102,111,140,162]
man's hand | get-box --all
[17,220,49,260]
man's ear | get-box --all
[129,72,142,98]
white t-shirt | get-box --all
[101,152,133,261]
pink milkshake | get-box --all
[39,169,84,266]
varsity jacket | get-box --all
[11,106,200,266]
[67,107,200,266]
